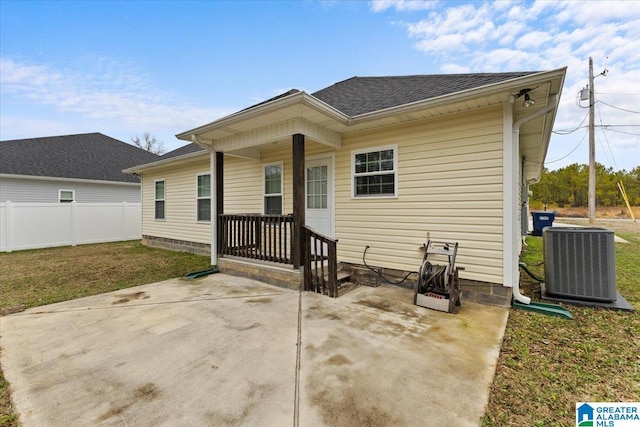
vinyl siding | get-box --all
[0,176,141,203]
[334,106,504,284]
[141,157,212,244]
[223,156,262,214]
[140,105,505,284]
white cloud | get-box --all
[370,0,438,13]
[0,56,231,140]
[440,63,470,73]
[564,1,640,24]
[372,0,640,170]
[516,31,552,49]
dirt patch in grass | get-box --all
[482,221,640,426]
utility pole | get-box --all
[588,57,596,224]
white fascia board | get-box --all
[350,68,568,124]
[122,150,209,173]
[176,92,350,141]
[0,173,140,187]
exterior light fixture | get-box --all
[523,92,535,108]
[510,88,535,108]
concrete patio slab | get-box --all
[1,274,508,426]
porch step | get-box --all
[337,281,359,297]
[337,270,350,282]
[321,269,350,284]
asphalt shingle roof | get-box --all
[311,72,537,116]
[0,133,161,183]
[161,143,205,160]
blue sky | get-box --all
[1,0,638,171]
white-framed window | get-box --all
[155,179,165,220]
[59,189,75,203]
[263,162,283,215]
[351,145,398,198]
[197,173,211,222]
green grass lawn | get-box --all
[482,223,640,426]
[0,241,211,426]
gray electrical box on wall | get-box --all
[543,227,617,302]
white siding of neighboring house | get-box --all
[0,176,141,203]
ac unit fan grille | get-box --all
[543,228,616,302]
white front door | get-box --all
[305,155,334,238]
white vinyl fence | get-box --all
[0,201,142,252]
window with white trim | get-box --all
[197,174,211,222]
[264,162,283,214]
[59,189,75,203]
[155,180,165,220]
[352,145,398,197]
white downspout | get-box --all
[192,135,218,266]
[509,94,559,304]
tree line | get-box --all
[529,163,640,208]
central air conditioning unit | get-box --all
[543,227,617,302]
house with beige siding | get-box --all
[126,70,566,306]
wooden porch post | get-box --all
[292,133,305,270]
[216,151,224,253]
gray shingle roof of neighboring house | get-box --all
[310,72,537,116]
[0,133,160,183]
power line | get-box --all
[597,102,618,170]
[597,100,640,114]
[595,92,640,95]
[603,128,640,136]
[554,125,640,132]
[552,112,589,135]
[544,128,589,165]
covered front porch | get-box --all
[179,92,357,298]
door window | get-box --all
[307,165,327,209]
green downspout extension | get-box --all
[512,300,573,320]
[184,266,219,279]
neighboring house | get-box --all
[0,133,160,252]
[126,70,566,306]
[0,133,160,203]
